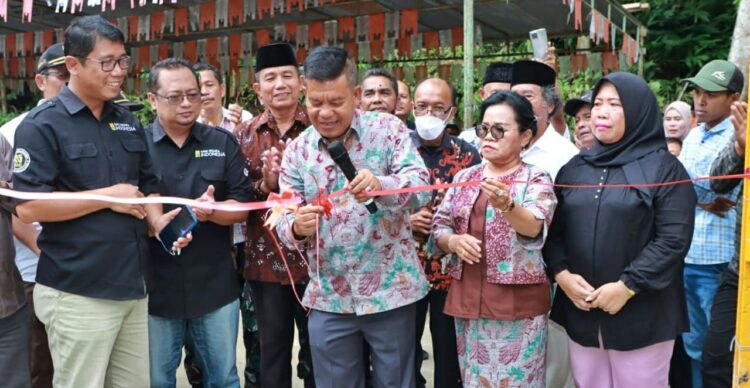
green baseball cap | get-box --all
[682,60,744,93]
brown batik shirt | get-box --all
[234,103,310,284]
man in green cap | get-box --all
[678,59,744,388]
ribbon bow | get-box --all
[263,191,299,230]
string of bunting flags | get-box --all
[0,0,642,94]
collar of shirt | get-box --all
[410,129,453,151]
[522,123,559,156]
[58,85,116,118]
[308,109,365,149]
[698,116,733,143]
[195,108,233,131]
[218,108,232,131]
[150,118,205,145]
[251,103,309,134]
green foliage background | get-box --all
[0,0,740,127]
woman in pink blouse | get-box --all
[432,91,557,387]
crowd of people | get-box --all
[0,14,745,388]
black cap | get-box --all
[511,60,556,87]
[564,90,593,117]
[255,43,298,73]
[113,92,144,112]
[483,62,512,85]
[37,43,66,74]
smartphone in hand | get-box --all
[158,205,199,255]
[529,28,548,60]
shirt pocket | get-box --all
[119,138,148,185]
[199,169,227,200]
[62,142,104,188]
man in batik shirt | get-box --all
[410,78,481,388]
[234,43,315,388]
[277,46,430,388]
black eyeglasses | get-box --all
[78,56,130,72]
[475,123,515,139]
[154,91,202,105]
[413,105,451,118]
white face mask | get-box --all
[415,114,446,141]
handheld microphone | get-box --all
[327,140,379,214]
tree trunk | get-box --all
[729,0,750,97]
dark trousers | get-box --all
[415,290,462,388]
[308,303,417,388]
[0,303,31,388]
[702,269,738,388]
[240,281,261,388]
[22,283,53,388]
[670,335,692,388]
[249,280,315,388]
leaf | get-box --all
[357,266,381,296]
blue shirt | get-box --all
[678,117,740,265]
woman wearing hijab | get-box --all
[544,72,697,387]
[432,91,556,386]
[663,100,692,140]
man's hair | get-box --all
[193,63,223,84]
[362,68,398,94]
[304,47,357,88]
[542,84,561,116]
[149,58,196,92]
[64,15,125,59]
[398,80,411,96]
[480,90,538,138]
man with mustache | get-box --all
[195,63,252,132]
[359,68,398,114]
[234,43,316,388]
[144,57,251,387]
[563,91,595,150]
[411,77,480,388]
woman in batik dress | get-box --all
[432,91,557,387]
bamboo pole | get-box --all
[463,0,474,128]
[734,64,750,387]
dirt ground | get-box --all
[176,320,436,387]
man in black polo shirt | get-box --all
[12,16,190,388]
[144,57,251,387]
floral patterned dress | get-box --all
[432,163,556,387]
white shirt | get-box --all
[458,128,480,150]
[197,107,253,133]
[0,111,29,146]
[521,124,579,181]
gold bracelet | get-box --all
[624,285,636,297]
